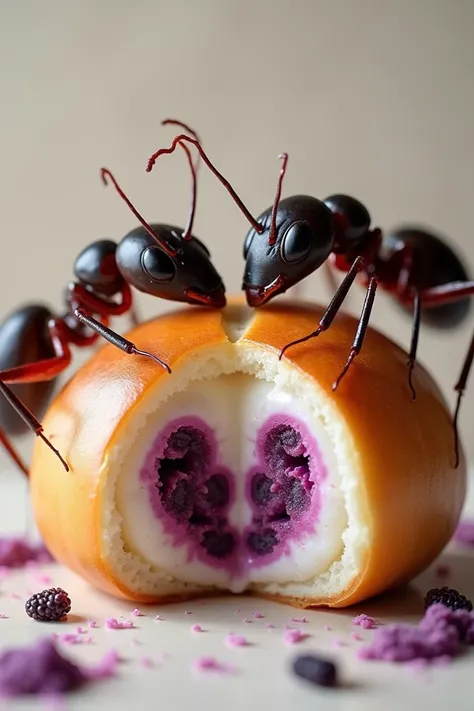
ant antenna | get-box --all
[161,118,202,171]
[101,168,177,257]
[268,153,288,246]
[160,120,200,240]
[146,134,264,234]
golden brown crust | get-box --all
[29,301,466,606]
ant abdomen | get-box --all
[0,305,57,435]
[382,227,471,329]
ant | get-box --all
[0,120,225,475]
[146,130,474,469]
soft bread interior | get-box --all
[100,304,369,604]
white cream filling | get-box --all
[117,373,346,593]
[101,328,369,600]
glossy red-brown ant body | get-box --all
[147,131,473,468]
[0,121,225,474]
[1,121,472,475]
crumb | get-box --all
[235,608,240,613]
[358,603,474,663]
[0,537,54,569]
[76,626,87,634]
[351,633,363,641]
[352,614,378,630]
[0,638,117,696]
[0,614,8,619]
[155,615,164,621]
[132,609,142,617]
[184,610,192,615]
[193,657,237,674]
[59,634,90,646]
[191,624,204,633]
[266,624,276,630]
[290,616,308,623]
[284,629,309,645]
[324,625,332,631]
[244,618,253,624]
[140,657,154,668]
[252,612,264,619]
[87,619,98,628]
[225,633,249,647]
[104,617,135,630]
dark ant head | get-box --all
[101,168,226,308]
[242,195,334,306]
[323,194,372,254]
[116,225,226,307]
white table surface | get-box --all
[1,470,474,711]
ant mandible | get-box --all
[0,120,225,475]
[147,130,474,469]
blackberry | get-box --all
[424,586,473,612]
[25,587,71,622]
[292,654,338,688]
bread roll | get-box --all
[29,301,465,608]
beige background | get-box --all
[0,0,473,470]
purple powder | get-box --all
[225,633,249,647]
[0,537,53,568]
[0,638,117,696]
[283,629,309,645]
[193,657,237,674]
[453,519,474,546]
[105,617,134,630]
[352,614,378,629]
[358,603,474,663]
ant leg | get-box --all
[416,280,474,468]
[452,330,474,468]
[68,282,132,317]
[279,256,365,359]
[73,309,171,373]
[0,426,28,476]
[0,319,71,472]
[0,381,69,472]
[407,291,421,400]
[332,277,378,391]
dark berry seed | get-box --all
[251,473,273,505]
[25,587,71,622]
[201,530,235,558]
[247,529,278,555]
[292,654,338,688]
[205,474,230,508]
[424,587,473,612]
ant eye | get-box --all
[280,221,312,264]
[141,246,176,283]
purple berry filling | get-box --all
[140,417,237,570]
[244,415,324,565]
[141,413,326,575]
